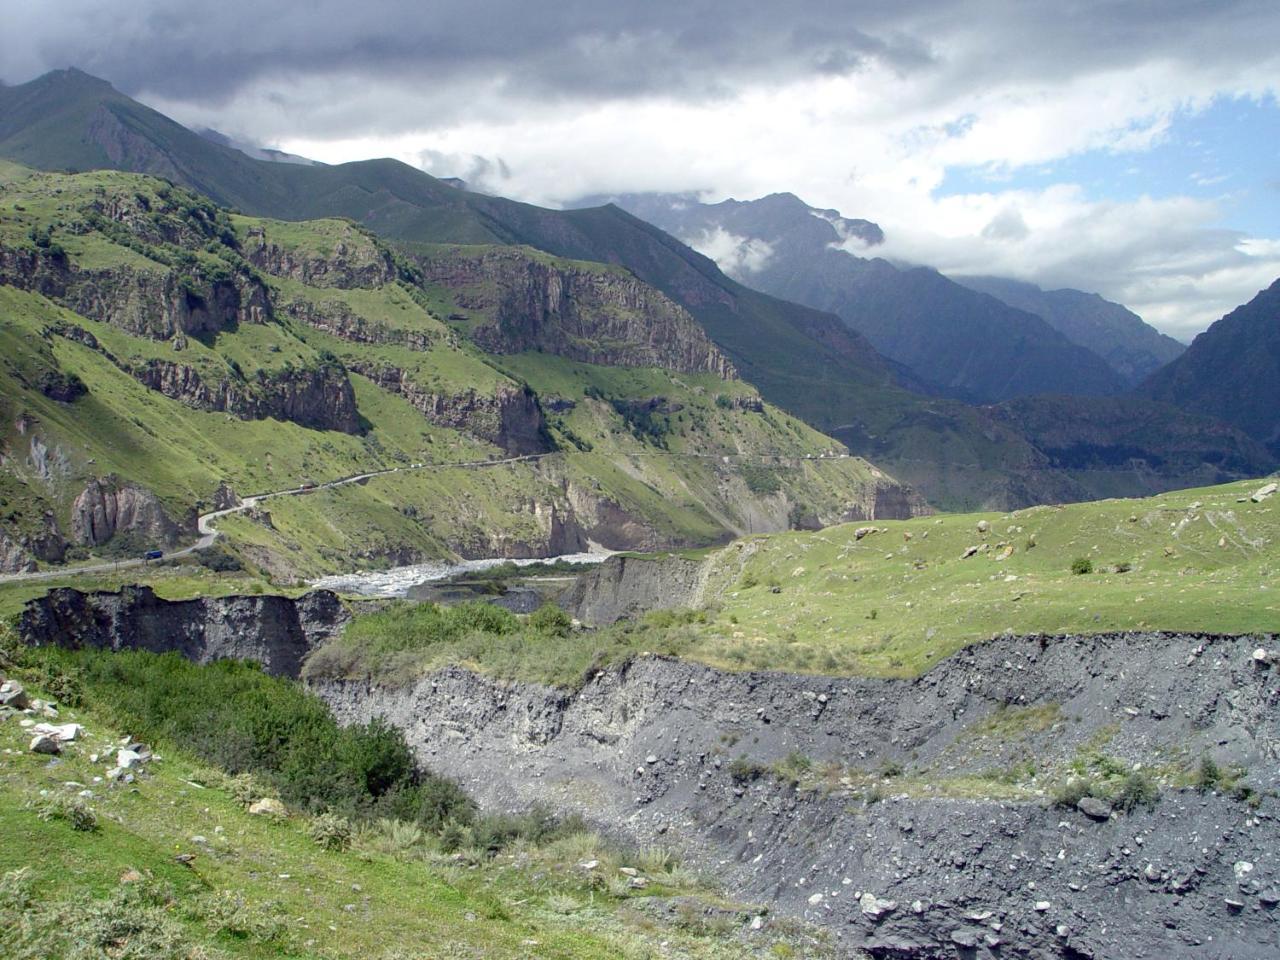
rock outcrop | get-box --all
[282,297,438,350]
[418,247,736,378]
[70,477,186,548]
[0,530,37,573]
[560,554,709,625]
[18,586,349,678]
[349,363,549,454]
[0,512,68,572]
[243,224,397,289]
[130,359,363,434]
[0,246,271,340]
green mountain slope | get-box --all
[0,167,911,576]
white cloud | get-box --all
[685,227,775,277]
[267,62,1280,338]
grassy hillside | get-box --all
[0,642,827,959]
[0,167,899,576]
[314,477,1279,686]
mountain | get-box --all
[575,190,1127,403]
[0,165,922,574]
[953,275,1185,385]
[196,127,322,166]
[1139,278,1280,456]
[1,69,1271,514]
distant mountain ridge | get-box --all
[1140,278,1280,456]
[952,275,1185,386]
[575,190,1133,403]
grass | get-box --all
[309,476,1278,687]
[0,646,830,959]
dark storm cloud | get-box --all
[3,0,1274,139]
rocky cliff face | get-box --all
[70,477,187,548]
[314,634,1280,960]
[0,510,70,572]
[561,554,709,624]
[0,247,271,340]
[244,224,397,289]
[0,530,37,573]
[281,296,439,350]
[122,356,363,433]
[349,362,548,454]
[18,586,349,678]
[419,247,736,378]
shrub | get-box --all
[438,820,471,854]
[1052,777,1095,808]
[528,603,572,638]
[728,756,769,784]
[308,812,353,851]
[194,890,292,945]
[1070,556,1093,575]
[1114,771,1159,812]
[33,794,98,832]
[1193,755,1223,792]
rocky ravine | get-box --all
[17,588,1279,959]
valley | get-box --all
[1,58,1278,960]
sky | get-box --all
[3,0,1279,340]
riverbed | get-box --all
[308,551,611,598]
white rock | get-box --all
[33,722,83,742]
[248,797,287,817]
[808,893,824,905]
[1250,481,1277,503]
[1034,901,1051,912]
[116,749,143,769]
[859,893,897,917]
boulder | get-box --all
[32,722,83,742]
[116,748,144,769]
[0,680,30,710]
[1077,797,1113,821]
[961,545,979,559]
[29,733,61,754]
[248,797,287,817]
[859,893,897,918]
[1250,481,1277,503]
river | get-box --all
[308,550,610,599]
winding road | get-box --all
[0,447,857,584]
[0,454,552,584]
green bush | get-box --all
[1051,776,1096,808]
[22,647,470,832]
[33,794,98,832]
[528,603,572,638]
[728,756,769,784]
[308,812,353,851]
[1114,771,1159,812]
[1070,556,1094,575]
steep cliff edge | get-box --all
[418,246,737,378]
[314,636,1280,960]
[18,586,348,677]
